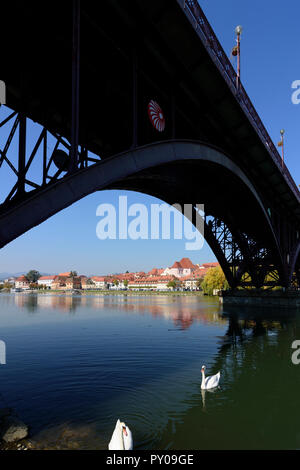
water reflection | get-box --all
[1,293,300,449]
[7,293,227,329]
[158,306,300,449]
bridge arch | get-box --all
[0,140,284,287]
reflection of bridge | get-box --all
[1,1,300,288]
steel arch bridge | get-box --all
[0,0,299,289]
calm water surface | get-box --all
[0,293,299,450]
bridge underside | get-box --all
[1,1,300,289]
[0,140,289,289]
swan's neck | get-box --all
[201,370,206,388]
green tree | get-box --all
[167,280,177,290]
[69,271,78,278]
[123,280,129,288]
[196,278,204,290]
[113,279,119,286]
[29,282,38,289]
[3,282,13,289]
[26,270,40,283]
[201,266,229,295]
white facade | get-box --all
[91,277,107,289]
[38,276,56,288]
[15,277,30,290]
[163,267,193,278]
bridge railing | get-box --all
[183,0,299,200]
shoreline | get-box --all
[3,289,205,297]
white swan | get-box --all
[201,365,220,390]
[108,419,133,450]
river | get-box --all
[0,292,299,450]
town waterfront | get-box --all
[0,293,300,450]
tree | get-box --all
[167,280,177,290]
[3,282,13,289]
[29,282,38,289]
[113,279,119,286]
[69,271,78,278]
[196,278,204,290]
[201,266,229,295]
[26,270,40,283]
[123,280,129,287]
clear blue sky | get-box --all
[0,0,299,276]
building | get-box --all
[15,275,30,290]
[181,263,220,290]
[81,278,95,290]
[128,275,179,291]
[58,271,72,277]
[90,276,108,290]
[4,276,16,285]
[51,272,77,290]
[37,275,56,289]
[51,276,68,290]
[181,269,206,290]
[65,277,81,290]
[162,257,197,278]
[156,275,180,291]
[201,263,220,270]
[147,268,162,277]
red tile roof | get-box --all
[202,263,219,269]
[91,276,107,282]
[16,275,29,282]
[171,261,182,269]
[170,258,197,270]
[179,257,196,269]
[128,275,178,285]
[39,275,56,280]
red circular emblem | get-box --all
[148,100,165,132]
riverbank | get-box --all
[3,289,205,297]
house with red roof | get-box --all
[90,276,109,289]
[201,263,220,269]
[37,275,56,289]
[15,275,30,290]
[181,263,220,290]
[162,257,197,278]
[128,275,180,291]
[65,277,82,290]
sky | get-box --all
[0,0,299,276]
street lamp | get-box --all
[234,25,243,90]
[278,129,285,168]
[235,25,243,36]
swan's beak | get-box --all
[122,426,128,436]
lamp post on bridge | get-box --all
[233,25,243,90]
[278,129,285,168]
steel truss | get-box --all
[205,214,281,289]
[0,109,100,209]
